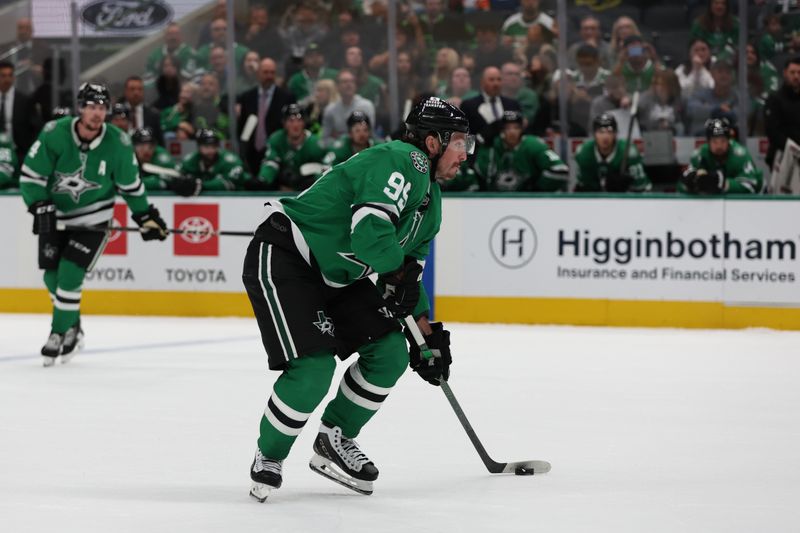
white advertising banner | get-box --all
[436,197,800,307]
[4,195,800,308]
[1,195,275,292]
[32,1,209,38]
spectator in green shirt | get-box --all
[690,0,739,59]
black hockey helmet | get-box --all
[131,127,156,145]
[403,96,472,154]
[592,113,618,133]
[51,106,72,119]
[195,128,220,146]
[347,110,371,129]
[109,102,130,119]
[77,82,111,109]
[705,117,731,140]
[282,103,304,122]
[501,110,524,126]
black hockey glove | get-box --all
[378,257,423,318]
[603,170,633,192]
[169,175,202,197]
[29,200,57,235]
[680,168,700,193]
[406,322,452,386]
[696,168,725,194]
[132,205,168,241]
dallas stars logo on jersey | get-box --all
[53,168,101,202]
[410,151,429,174]
[313,311,335,336]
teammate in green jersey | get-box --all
[180,129,249,191]
[322,111,375,167]
[475,110,568,191]
[133,128,200,197]
[19,83,168,366]
[0,132,18,189]
[574,113,652,193]
[243,96,473,501]
[680,118,764,195]
[257,104,327,191]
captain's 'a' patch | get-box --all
[410,151,429,174]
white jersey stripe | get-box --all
[263,406,303,436]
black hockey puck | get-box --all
[515,466,534,476]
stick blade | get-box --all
[499,460,551,475]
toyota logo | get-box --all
[179,216,214,244]
[107,216,123,242]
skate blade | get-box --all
[42,356,58,368]
[309,454,373,495]
[249,481,274,503]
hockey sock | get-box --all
[43,270,57,303]
[258,350,336,460]
[51,259,86,334]
[322,330,408,439]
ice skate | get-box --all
[60,321,84,364]
[309,422,378,495]
[249,449,282,503]
[41,332,64,367]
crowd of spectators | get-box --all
[3,0,800,194]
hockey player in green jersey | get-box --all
[19,83,168,366]
[680,118,764,195]
[475,110,568,191]
[257,103,327,191]
[0,132,18,189]
[133,128,200,197]
[322,111,375,167]
[574,113,652,193]
[243,96,472,501]
[180,129,249,191]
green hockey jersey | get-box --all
[0,132,18,189]
[682,140,763,194]
[574,138,651,192]
[322,136,376,167]
[258,129,327,191]
[475,134,568,192]
[287,68,339,102]
[278,140,439,309]
[20,118,150,225]
[438,161,479,192]
[145,43,197,84]
[141,145,180,191]
[180,148,248,191]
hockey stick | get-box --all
[619,90,639,177]
[141,162,182,178]
[403,315,551,475]
[56,224,254,237]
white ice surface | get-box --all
[1,315,800,533]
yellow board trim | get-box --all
[434,296,800,331]
[0,288,254,317]
[3,289,800,330]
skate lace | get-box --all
[339,436,370,470]
[255,452,282,475]
[45,333,62,348]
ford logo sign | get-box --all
[81,0,173,33]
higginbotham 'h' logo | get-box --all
[81,0,173,33]
[489,216,537,269]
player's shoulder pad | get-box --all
[627,142,639,157]
[224,152,236,163]
[332,138,344,149]
[733,144,746,157]
[42,120,58,133]
[119,131,132,146]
